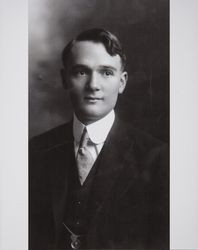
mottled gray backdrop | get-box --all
[29,0,169,141]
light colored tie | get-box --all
[76,128,94,185]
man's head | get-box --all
[61,28,128,124]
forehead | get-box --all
[69,41,122,69]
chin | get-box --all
[78,109,106,124]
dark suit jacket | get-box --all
[29,117,169,250]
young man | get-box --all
[29,28,169,250]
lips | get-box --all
[84,96,103,104]
[84,96,102,100]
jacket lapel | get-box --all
[88,118,137,218]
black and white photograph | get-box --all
[29,1,169,249]
[1,0,198,250]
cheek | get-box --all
[68,76,85,88]
[70,89,83,103]
[105,82,121,97]
[69,80,84,95]
[69,83,84,103]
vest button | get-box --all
[76,221,80,225]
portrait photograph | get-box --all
[29,0,169,249]
[1,0,198,250]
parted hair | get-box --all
[62,28,126,70]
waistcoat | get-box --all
[59,149,104,249]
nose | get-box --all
[86,72,100,91]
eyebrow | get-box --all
[70,64,89,69]
[70,64,118,71]
[99,65,118,71]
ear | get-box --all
[118,71,128,94]
[60,68,68,89]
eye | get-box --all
[103,70,114,76]
[78,70,86,75]
[71,69,87,76]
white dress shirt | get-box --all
[73,110,115,163]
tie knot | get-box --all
[79,128,90,149]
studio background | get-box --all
[29,0,169,141]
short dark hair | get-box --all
[62,28,126,70]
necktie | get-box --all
[76,128,94,185]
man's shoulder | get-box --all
[29,121,73,153]
[116,120,168,177]
[117,119,167,154]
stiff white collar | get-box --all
[73,110,115,144]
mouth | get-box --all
[84,96,102,103]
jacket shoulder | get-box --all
[29,122,73,153]
[123,121,168,156]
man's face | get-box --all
[64,41,128,124]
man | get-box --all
[29,28,169,250]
